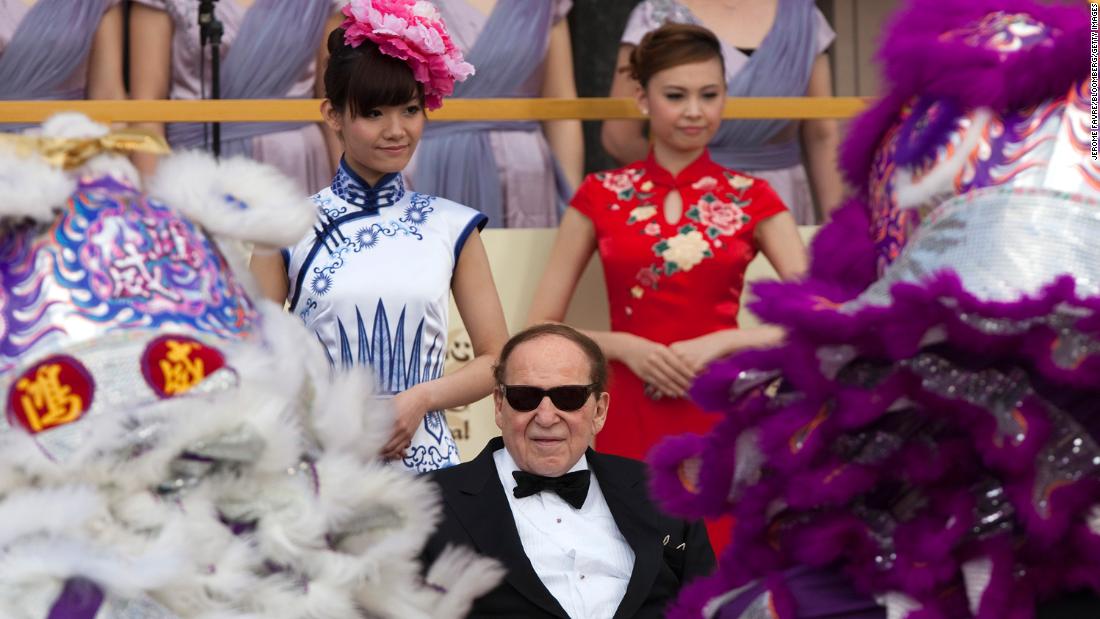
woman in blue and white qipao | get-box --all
[252,1,507,474]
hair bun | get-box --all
[630,22,724,88]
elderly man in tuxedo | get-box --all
[422,323,714,619]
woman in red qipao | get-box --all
[528,23,807,554]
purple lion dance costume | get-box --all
[647,1,1100,618]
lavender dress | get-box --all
[132,0,338,194]
[622,0,835,225]
[0,0,120,130]
[405,0,573,228]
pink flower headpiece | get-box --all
[341,0,475,110]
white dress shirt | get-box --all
[493,447,636,619]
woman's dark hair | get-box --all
[629,23,725,88]
[493,324,609,393]
[324,28,425,117]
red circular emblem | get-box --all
[7,355,94,434]
[142,335,226,398]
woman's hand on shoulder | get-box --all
[616,333,695,399]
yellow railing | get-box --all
[0,97,869,123]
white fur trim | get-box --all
[0,486,104,547]
[423,545,505,619]
[310,368,391,459]
[0,264,497,618]
[40,112,110,140]
[149,151,315,246]
[0,145,74,221]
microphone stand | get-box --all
[198,0,223,157]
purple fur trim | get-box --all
[838,93,908,191]
[805,197,879,291]
[837,0,1089,192]
[690,347,788,413]
[766,574,797,619]
[878,0,1088,113]
[663,576,730,619]
[662,263,1100,616]
[647,434,715,519]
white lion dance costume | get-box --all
[0,114,501,619]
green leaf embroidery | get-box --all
[685,207,701,222]
[678,224,695,235]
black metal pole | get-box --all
[197,0,222,158]
[209,20,223,158]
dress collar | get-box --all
[641,149,717,189]
[331,157,405,212]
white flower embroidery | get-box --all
[628,205,657,223]
[691,176,718,191]
[630,285,645,299]
[643,222,661,236]
[661,230,710,272]
[728,174,755,190]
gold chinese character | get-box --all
[159,340,207,395]
[16,363,84,432]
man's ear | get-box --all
[592,391,609,434]
[493,386,505,431]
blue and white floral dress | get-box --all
[284,159,486,472]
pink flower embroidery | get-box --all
[602,172,636,195]
[342,0,474,110]
[696,197,749,236]
[636,267,659,288]
[643,222,661,236]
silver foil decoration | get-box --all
[846,188,1100,311]
[1031,406,1100,518]
[728,369,783,403]
[902,354,1030,446]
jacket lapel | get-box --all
[451,437,569,619]
[588,450,662,619]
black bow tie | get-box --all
[512,469,591,509]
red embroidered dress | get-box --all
[571,151,787,460]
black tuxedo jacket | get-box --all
[422,437,715,618]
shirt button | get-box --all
[556,518,562,523]
[580,575,586,580]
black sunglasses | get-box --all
[500,383,598,412]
